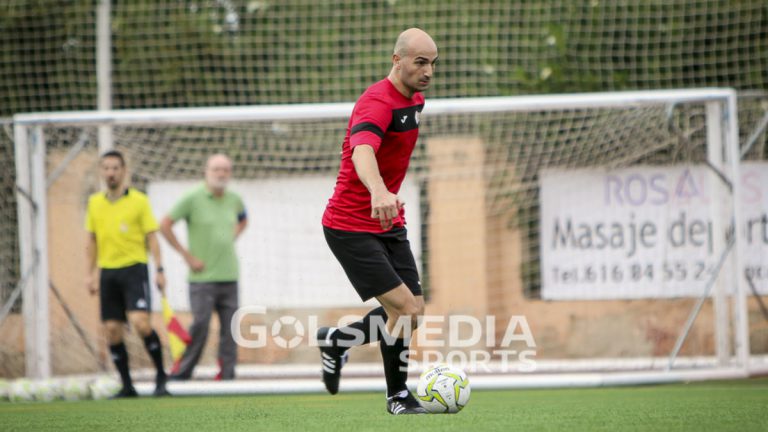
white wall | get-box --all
[148,176,421,311]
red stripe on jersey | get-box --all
[323,78,425,233]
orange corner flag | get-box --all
[161,296,191,373]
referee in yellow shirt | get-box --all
[85,150,170,398]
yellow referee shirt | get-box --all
[85,188,158,269]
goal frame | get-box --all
[12,88,750,382]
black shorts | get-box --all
[99,263,151,322]
[324,226,422,301]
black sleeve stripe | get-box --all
[351,122,385,138]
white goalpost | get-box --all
[11,88,766,392]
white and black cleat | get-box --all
[317,326,349,395]
[110,385,138,399]
[387,390,428,415]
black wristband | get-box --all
[156,266,164,273]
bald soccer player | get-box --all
[160,154,248,381]
[317,28,438,415]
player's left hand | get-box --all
[155,272,166,294]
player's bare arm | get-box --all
[234,217,248,239]
[146,231,166,293]
[159,216,205,272]
[85,232,98,295]
[352,144,404,230]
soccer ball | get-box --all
[8,379,36,402]
[0,379,10,402]
[416,364,471,413]
[61,378,91,401]
[33,379,61,402]
[89,376,121,400]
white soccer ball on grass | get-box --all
[416,363,471,413]
[0,379,10,401]
[8,379,36,402]
[33,379,62,402]
[61,377,91,401]
[89,376,121,400]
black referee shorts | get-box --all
[99,263,151,322]
[323,226,422,301]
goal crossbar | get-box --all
[14,88,736,126]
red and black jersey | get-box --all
[323,78,424,233]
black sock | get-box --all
[109,342,133,389]
[330,307,388,351]
[142,330,166,380]
[379,336,409,398]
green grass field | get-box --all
[2,378,767,432]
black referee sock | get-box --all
[379,336,410,398]
[142,330,167,380]
[109,342,133,389]
[330,307,388,351]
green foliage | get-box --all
[1,0,767,116]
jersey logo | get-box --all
[388,104,424,133]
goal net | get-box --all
[6,89,768,390]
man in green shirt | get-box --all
[160,154,248,380]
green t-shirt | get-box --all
[169,184,246,282]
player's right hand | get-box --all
[85,275,97,296]
[155,272,167,294]
[186,255,205,273]
[371,189,402,230]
